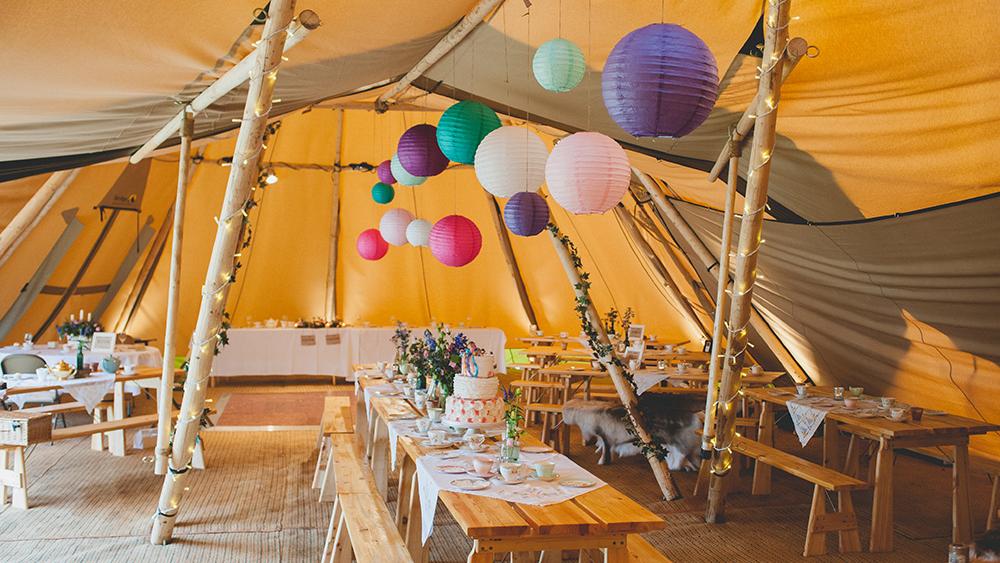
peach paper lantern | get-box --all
[429,215,482,267]
[545,132,630,214]
[379,208,414,246]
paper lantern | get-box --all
[379,208,414,246]
[532,38,586,92]
[376,159,396,185]
[504,192,549,237]
[371,182,394,204]
[429,215,482,267]
[405,219,432,247]
[545,132,630,214]
[391,154,426,186]
[357,229,388,261]
[474,127,548,198]
[602,24,718,138]
[397,124,449,177]
[436,101,502,164]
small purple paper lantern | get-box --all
[376,159,396,185]
[602,24,718,138]
[397,124,449,177]
[503,192,549,237]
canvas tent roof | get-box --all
[0,0,997,458]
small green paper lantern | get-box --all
[436,100,502,164]
[371,182,395,204]
[532,38,586,93]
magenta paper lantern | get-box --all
[397,124,449,177]
[429,215,482,267]
[602,24,718,138]
[545,132,630,215]
[379,208,414,246]
[376,159,396,184]
[504,192,549,237]
[357,229,388,261]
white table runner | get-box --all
[786,395,881,446]
[1,373,141,412]
[387,419,505,469]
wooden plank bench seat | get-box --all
[18,401,89,415]
[50,412,162,440]
[321,434,411,563]
[627,534,672,562]
[731,435,867,556]
[313,395,355,501]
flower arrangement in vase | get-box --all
[405,324,473,402]
[390,321,412,373]
[56,311,101,371]
[500,385,525,462]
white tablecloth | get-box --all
[212,327,506,379]
[1,372,143,412]
[0,344,161,370]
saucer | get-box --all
[536,473,560,482]
[467,469,498,479]
[451,478,490,491]
[493,477,527,486]
[520,446,552,454]
[420,440,454,449]
[438,465,468,474]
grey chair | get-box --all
[0,354,46,375]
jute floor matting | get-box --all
[0,381,990,562]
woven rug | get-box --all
[215,392,334,427]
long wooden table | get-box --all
[745,386,1000,552]
[356,378,666,562]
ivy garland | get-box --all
[546,223,672,462]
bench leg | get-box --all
[313,436,329,489]
[319,440,338,503]
[192,438,206,470]
[91,407,106,451]
[838,491,861,553]
[331,507,352,563]
[751,402,773,495]
[988,473,999,531]
[371,420,389,499]
[108,382,126,457]
[0,446,27,510]
[693,457,711,497]
[321,496,342,563]
[804,485,828,556]
[396,455,416,533]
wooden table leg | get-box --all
[371,418,389,498]
[953,443,973,545]
[467,540,492,563]
[91,406,106,451]
[404,469,428,563]
[752,402,774,495]
[869,437,894,552]
[108,381,126,456]
[842,435,861,479]
[560,378,571,453]
[823,419,840,468]
[396,455,416,533]
[988,473,999,531]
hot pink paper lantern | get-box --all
[357,229,388,261]
[379,208,414,246]
[398,124,449,177]
[376,159,396,184]
[545,132,631,214]
[429,215,482,267]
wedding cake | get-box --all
[442,358,503,428]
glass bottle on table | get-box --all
[499,426,521,463]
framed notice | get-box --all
[90,332,117,354]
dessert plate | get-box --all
[520,446,552,454]
[452,478,490,491]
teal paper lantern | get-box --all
[371,182,394,204]
[532,38,586,93]
[436,101,502,164]
[390,153,426,186]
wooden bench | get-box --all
[321,434,411,563]
[312,395,354,501]
[732,435,867,556]
[50,412,161,440]
[627,534,672,562]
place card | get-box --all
[300,334,316,346]
[325,334,341,345]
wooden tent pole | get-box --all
[613,202,708,341]
[325,109,344,321]
[485,193,538,328]
[706,0,792,523]
[150,0,297,543]
[0,169,79,269]
[547,225,681,501]
[706,36,808,182]
[155,110,195,476]
[130,10,320,164]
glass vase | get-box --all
[499,431,521,463]
[75,339,85,371]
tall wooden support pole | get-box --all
[155,110,194,476]
[325,109,344,321]
[701,142,741,454]
[0,169,79,269]
[486,194,538,329]
[706,0,791,523]
[613,203,707,341]
[547,227,681,501]
[150,0,297,543]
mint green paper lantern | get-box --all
[436,101,502,164]
[532,38,586,93]
[390,153,426,186]
[371,182,395,204]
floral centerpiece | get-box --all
[56,312,101,371]
[405,324,471,401]
[390,322,412,371]
[500,385,525,462]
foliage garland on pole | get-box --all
[545,223,672,461]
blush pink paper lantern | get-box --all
[376,159,396,184]
[504,192,549,237]
[398,124,450,177]
[379,208,414,246]
[545,132,631,214]
[429,215,482,267]
[357,229,389,261]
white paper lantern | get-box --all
[379,208,414,246]
[473,126,548,198]
[405,219,432,247]
[545,132,631,214]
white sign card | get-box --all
[90,332,117,354]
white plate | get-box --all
[467,469,498,479]
[520,446,552,454]
[561,479,596,488]
[492,477,527,486]
[420,440,454,449]
[451,478,490,491]
[438,465,468,474]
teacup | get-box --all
[533,461,556,480]
[656,360,667,370]
[427,429,446,445]
[664,345,674,353]
[889,407,907,422]
[849,386,864,398]
[465,433,486,451]
[499,462,528,483]
[880,397,895,409]
[35,367,50,378]
[843,397,859,409]
[402,384,414,399]
[833,386,845,400]
[427,407,443,423]
[795,384,808,398]
[415,418,432,434]
[472,456,494,477]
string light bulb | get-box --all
[264,169,279,185]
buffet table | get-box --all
[0,344,161,370]
[211,327,506,380]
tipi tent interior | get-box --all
[0,1,997,561]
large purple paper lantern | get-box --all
[376,159,396,185]
[602,24,718,138]
[503,192,549,237]
[429,215,482,267]
[397,124,450,177]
